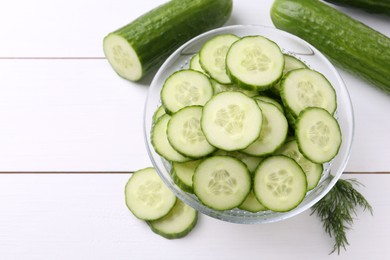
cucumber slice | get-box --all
[193,156,251,210]
[238,190,268,213]
[199,34,240,84]
[152,105,166,125]
[280,68,337,117]
[167,106,216,158]
[226,36,284,91]
[253,95,284,114]
[171,159,202,193]
[125,167,177,221]
[277,140,323,190]
[254,155,307,212]
[149,199,198,239]
[214,150,264,174]
[296,107,342,164]
[151,114,190,162]
[189,53,207,75]
[161,69,213,114]
[211,80,259,97]
[201,91,262,151]
[272,54,308,95]
[242,100,288,156]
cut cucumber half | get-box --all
[125,167,177,221]
[277,140,323,190]
[199,34,240,84]
[193,156,251,210]
[167,106,216,158]
[296,107,342,164]
[280,68,337,117]
[161,69,213,114]
[253,155,307,212]
[242,100,288,156]
[201,91,262,151]
[151,114,190,162]
[103,34,143,81]
[238,190,268,213]
[149,199,198,239]
[226,36,284,91]
[171,159,202,193]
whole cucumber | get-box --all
[324,0,390,16]
[103,0,232,82]
[271,0,390,94]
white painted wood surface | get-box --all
[0,0,389,259]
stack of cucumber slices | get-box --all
[149,33,342,215]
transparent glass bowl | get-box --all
[144,25,354,224]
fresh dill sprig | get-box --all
[311,178,373,254]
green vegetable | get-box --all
[324,0,390,16]
[103,0,232,81]
[271,0,390,94]
[311,178,373,254]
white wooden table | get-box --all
[0,0,389,259]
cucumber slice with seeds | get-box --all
[254,155,307,212]
[167,105,216,158]
[199,34,240,84]
[161,69,213,114]
[226,36,284,91]
[149,199,198,239]
[201,91,263,151]
[152,114,190,162]
[193,156,251,210]
[277,140,323,190]
[242,100,288,156]
[296,107,342,164]
[125,167,177,221]
[281,68,337,117]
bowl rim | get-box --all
[143,24,355,224]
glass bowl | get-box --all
[143,25,354,224]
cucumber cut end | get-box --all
[103,34,143,81]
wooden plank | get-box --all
[0,173,387,259]
[0,58,389,172]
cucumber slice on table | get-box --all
[193,156,251,210]
[201,91,263,151]
[125,167,177,221]
[254,155,307,212]
[226,36,284,91]
[277,140,323,190]
[167,106,216,158]
[152,114,190,162]
[281,68,337,117]
[242,100,288,156]
[161,69,213,114]
[199,34,240,84]
[103,0,232,81]
[296,107,342,164]
[149,199,198,239]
